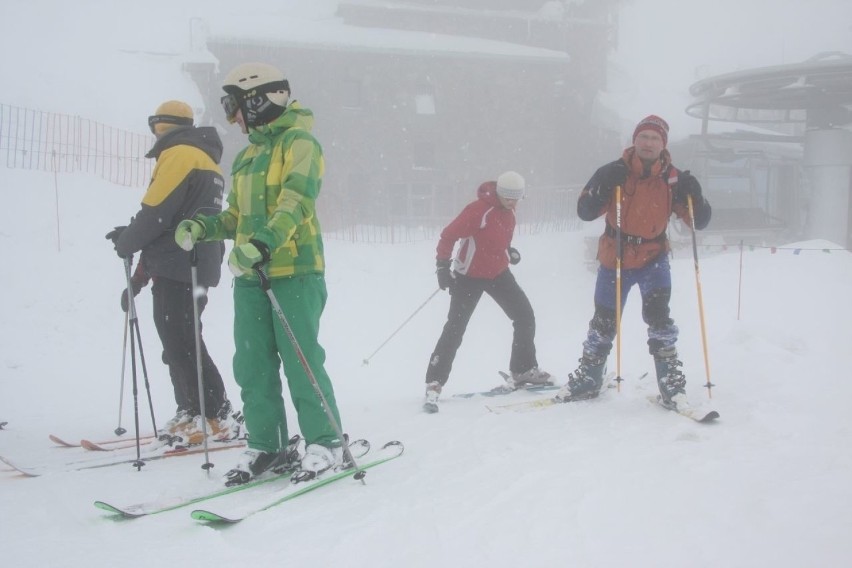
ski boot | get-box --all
[224,435,302,487]
[423,381,441,414]
[654,346,688,410]
[510,367,553,389]
[555,355,606,402]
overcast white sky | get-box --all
[0,0,849,142]
[611,0,852,141]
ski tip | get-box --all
[191,509,239,524]
[380,440,405,454]
[93,501,138,518]
[48,434,77,447]
[0,455,39,477]
[451,392,477,399]
[80,440,107,451]
[698,410,721,423]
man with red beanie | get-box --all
[555,115,711,411]
[422,171,552,413]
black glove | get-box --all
[105,226,127,245]
[674,170,703,206]
[508,247,521,265]
[436,259,454,292]
[588,160,628,204]
[120,275,147,312]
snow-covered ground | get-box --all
[1,167,851,567]
[2,1,852,566]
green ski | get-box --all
[93,439,371,518]
[191,441,404,524]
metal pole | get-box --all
[123,258,145,470]
[688,196,714,397]
[615,185,623,391]
[737,239,744,321]
[190,247,213,472]
[255,267,365,483]
[114,311,129,436]
[122,259,159,444]
[362,288,441,366]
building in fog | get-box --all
[183,0,623,239]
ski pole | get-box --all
[114,311,129,437]
[614,185,624,391]
[123,257,146,471]
[362,288,441,366]
[130,292,158,438]
[687,195,714,398]
[255,267,366,484]
[737,239,744,321]
[122,258,159,469]
[190,247,213,473]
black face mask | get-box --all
[221,79,289,127]
[243,94,284,127]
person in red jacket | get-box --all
[423,171,551,413]
[555,115,711,410]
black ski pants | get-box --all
[151,277,227,418]
[426,269,537,386]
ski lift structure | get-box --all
[680,52,852,249]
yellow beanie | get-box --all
[148,100,193,135]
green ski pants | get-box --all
[232,274,342,453]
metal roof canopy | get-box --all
[686,52,852,131]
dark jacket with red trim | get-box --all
[436,181,515,279]
[578,147,711,270]
[115,126,225,287]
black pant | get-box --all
[151,277,227,418]
[426,269,537,386]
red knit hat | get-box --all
[632,115,669,147]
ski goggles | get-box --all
[147,114,192,134]
[220,94,241,124]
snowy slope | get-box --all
[2,1,852,566]
[1,168,851,567]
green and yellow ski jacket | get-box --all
[197,102,326,279]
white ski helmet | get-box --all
[221,62,290,127]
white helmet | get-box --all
[221,62,290,127]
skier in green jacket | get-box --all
[175,62,345,486]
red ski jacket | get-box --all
[436,181,515,279]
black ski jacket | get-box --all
[116,126,225,287]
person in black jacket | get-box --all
[106,100,236,444]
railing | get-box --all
[322,185,584,243]
[0,103,154,187]
[0,102,585,243]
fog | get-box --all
[3,0,849,140]
[2,3,852,565]
[613,0,851,139]
[1,0,850,245]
